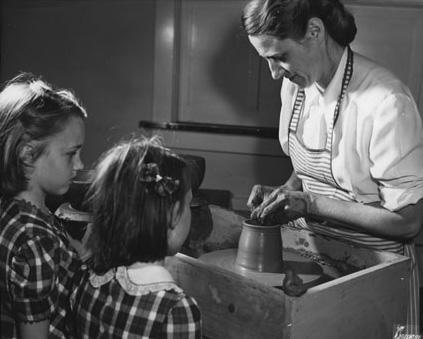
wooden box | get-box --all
[166,226,411,339]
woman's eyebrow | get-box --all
[67,144,83,151]
[267,53,286,60]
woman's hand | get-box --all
[247,172,303,214]
[246,185,276,212]
[248,186,314,225]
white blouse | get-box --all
[279,48,423,211]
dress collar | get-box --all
[89,262,182,296]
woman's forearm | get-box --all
[308,194,423,240]
[283,171,302,191]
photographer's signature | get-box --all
[394,325,421,339]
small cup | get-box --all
[235,219,283,273]
[66,169,94,211]
[55,203,92,241]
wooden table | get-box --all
[166,223,410,339]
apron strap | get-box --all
[288,87,305,133]
[326,46,354,149]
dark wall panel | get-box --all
[1,0,156,166]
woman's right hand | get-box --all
[247,183,312,225]
[247,173,303,224]
[247,184,289,225]
[246,185,276,212]
[247,185,291,225]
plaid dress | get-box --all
[71,264,202,338]
[0,197,81,338]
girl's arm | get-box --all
[19,321,49,339]
[164,296,201,338]
[10,234,62,337]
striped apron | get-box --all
[288,47,419,329]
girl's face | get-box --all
[168,189,193,255]
[28,115,85,199]
[248,34,320,88]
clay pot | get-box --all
[235,219,283,273]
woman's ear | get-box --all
[304,17,325,42]
[169,201,181,230]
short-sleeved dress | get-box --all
[71,263,202,338]
[0,197,81,338]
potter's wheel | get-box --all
[199,248,324,287]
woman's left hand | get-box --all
[251,189,314,225]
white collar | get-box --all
[89,262,182,296]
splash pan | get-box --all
[199,248,324,287]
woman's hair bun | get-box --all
[242,0,357,46]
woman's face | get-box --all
[248,34,319,88]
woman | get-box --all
[243,0,423,330]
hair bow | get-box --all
[140,163,180,197]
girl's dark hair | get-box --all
[242,0,356,46]
[0,72,87,197]
[87,136,192,274]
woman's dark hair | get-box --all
[0,72,87,197]
[242,0,357,46]
[87,136,192,274]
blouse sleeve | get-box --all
[369,92,423,211]
[9,235,59,322]
[164,295,202,338]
